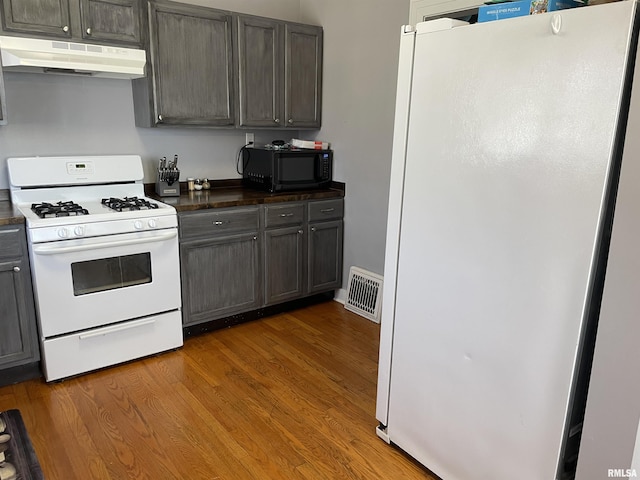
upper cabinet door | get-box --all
[237,15,282,128]
[149,2,235,126]
[1,0,72,38]
[79,0,142,46]
[285,23,322,129]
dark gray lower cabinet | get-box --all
[180,233,260,325]
[308,219,343,294]
[179,198,343,327]
[179,207,261,326]
[264,226,304,305]
[0,226,39,372]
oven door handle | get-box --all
[32,230,178,255]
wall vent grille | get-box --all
[345,267,383,323]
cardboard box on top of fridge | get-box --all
[477,0,582,22]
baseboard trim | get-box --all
[183,292,336,338]
[0,362,42,387]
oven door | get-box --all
[30,228,181,338]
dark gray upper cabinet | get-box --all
[0,226,40,372]
[1,0,142,46]
[1,0,72,38]
[133,1,235,127]
[80,0,141,45]
[237,15,322,129]
[237,15,281,128]
[284,23,322,128]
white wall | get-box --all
[0,0,302,189]
[299,0,410,282]
[0,0,409,292]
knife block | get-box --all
[155,179,180,197]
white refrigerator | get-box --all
[377,2,640,479]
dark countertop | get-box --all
[147,182,345,213]
[0,201,25,226]
[0,183,345,223]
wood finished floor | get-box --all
[0,301,435,479]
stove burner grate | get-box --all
[101,196,160,212]
[31,201,89,219]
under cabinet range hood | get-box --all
[0,36,146,79]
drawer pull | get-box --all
[279,213,294,217]
[13,266,20,273]
[320,208,335,213]
[213,220,230,226]
[79,318,156,340]
[298,230,303,235]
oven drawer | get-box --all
[179,207,259,239]
[40,311,183,381]
[264,203,304,228]
[308,199,344,222]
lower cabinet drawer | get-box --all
[308,199,344,222]
[180,207,259,238]
[40,311,183,381]
[264,203,304,228]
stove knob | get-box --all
[134,220,144,230]
[148,219,157,229]
[74,226,85,237]
[57,228,69,239]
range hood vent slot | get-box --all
[0,36,146,79]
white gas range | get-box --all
[8,155,183,381]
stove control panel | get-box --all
[29,215,178,244]
[66,161,95,176]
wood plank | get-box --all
[0,301,435,479]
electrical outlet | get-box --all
[245,133,255,146]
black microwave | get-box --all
[242,147,333,192]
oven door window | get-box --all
[71,253,152,296]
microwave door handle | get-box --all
[32,230,177,255]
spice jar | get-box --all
[202,178,210,190]
[187,178,195,191]
[194,179,203,191]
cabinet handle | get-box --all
[13,266,20,273]
[298,230,303,234]
[274,118,280,124]
[62,25,69,33]
[311,227,316,232]
[288,119,293,124]
[279,213,294,217]
[320,208,335,213]
[158,114,163,122]
[253,236,257,240]
[86,27,92,35]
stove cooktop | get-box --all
[31,201,90,219]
